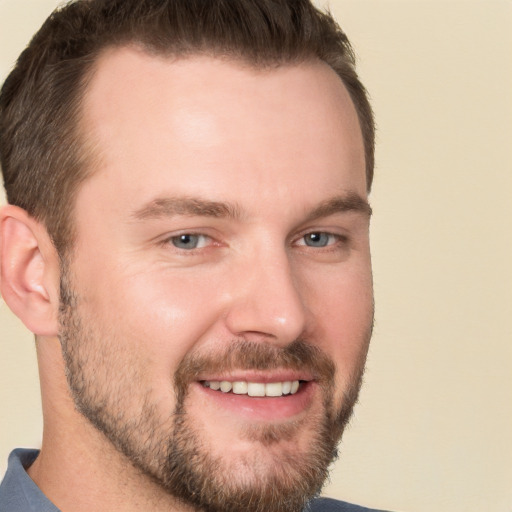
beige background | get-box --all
[1,1,511,511]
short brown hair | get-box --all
[0,0,374,255]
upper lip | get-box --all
[196,370,314,383]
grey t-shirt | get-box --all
[0,448,389,512]
[0,449,59,512]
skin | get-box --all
[0,48,373,512]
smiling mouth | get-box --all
[201,380,304,397]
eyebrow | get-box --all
[131,197,243,221]
[302,193,372,223]
[130,193,371,222]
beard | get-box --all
[58,263,371,512]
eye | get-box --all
[301,232,337,248]
[169,234,210,250]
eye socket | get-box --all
[301,232,337,248]
[170,234,210,250]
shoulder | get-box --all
[308,497,393,512]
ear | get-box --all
[0,205,60,336]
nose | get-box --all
[224,249,308,345]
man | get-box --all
[0,1,383,511]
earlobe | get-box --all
[0,205,60,336]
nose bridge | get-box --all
[224,241,308,344]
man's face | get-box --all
[59,48,373,512]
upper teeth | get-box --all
[204,380,300,397]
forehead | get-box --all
[78,47,366,215]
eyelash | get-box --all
[160,231,349,253]
[159,232,215,252]
[295,232,348,249]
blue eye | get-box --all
[303,232,333,247]
[170,234,207,250]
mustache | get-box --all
[173,339,336,400]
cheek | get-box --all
[75,262,228,381]
[304,263,373,381]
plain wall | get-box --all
[1,1,511,511]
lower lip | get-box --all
[193,381,317,422]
